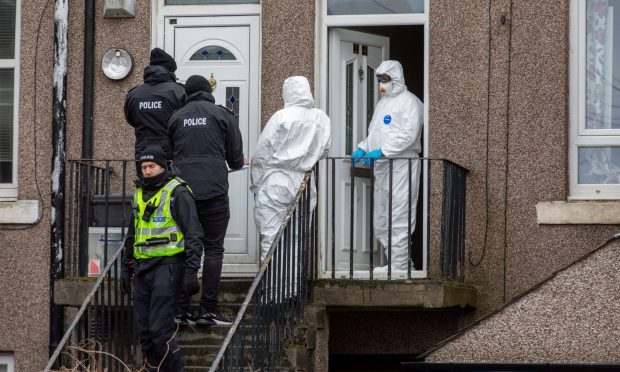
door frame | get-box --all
[315,0,430,278]
[152,1,262,276]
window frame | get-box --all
[0,353,15,372]
[569,0,620,199]
[0,0,20,201]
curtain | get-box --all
[586,0,613,129]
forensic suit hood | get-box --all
[251,76,331,259]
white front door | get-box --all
[164,15,260,275]
[327,28,389,275]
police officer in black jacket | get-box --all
[124,48,185,167]
[121,146,203,371]
[168,75,245,326]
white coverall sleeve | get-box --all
[381,98,423,158]
[251,114,281,191]
[319,113,332,159]
[357,135,370,153]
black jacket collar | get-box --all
[186,91,216,104]
[143,65,177,84]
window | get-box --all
[165,0,258,4]
[0,0,18,200]
[327,0,424,15]
[0,353,14,372]
[571,0,620,199]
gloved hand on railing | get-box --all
[183,269,200,297]
[121,270,133,296]
[362,148,383,166]
[351,148,366,165]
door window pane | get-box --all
[585,0,620,129]
[578,147,620,184]
[0,69,14,184]
[0,0,16,59]
[345,62,353,155]
[166,0,259,4]
[366,66,375,133]
[328,0,424,15]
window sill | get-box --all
[536,201,620,224]
[0,200,40,225]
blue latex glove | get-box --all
[362,149,383,166]
[351,148,366,165]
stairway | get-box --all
[177,278,251,370]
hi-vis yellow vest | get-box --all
[133,178,185,259]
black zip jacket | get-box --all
[168,91,245,200]
[124,65,186,159]
[122,169,203,275]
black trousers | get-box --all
[134,263,184,372]
[179,194,230,314]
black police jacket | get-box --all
[168,91,245,200]
[124,65,185,159]
[122,169,203,275]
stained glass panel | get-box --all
[226,87,240,117]
[190,46,236,61]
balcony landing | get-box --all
[312,279,477,309]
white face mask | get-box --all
[379,81,393,95]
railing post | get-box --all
[388,159,393,280]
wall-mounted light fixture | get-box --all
[103,0,135,18]
[101,48,132,80]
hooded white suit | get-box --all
[252,76,331,260]
[357,61,424,272]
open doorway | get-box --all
[326,24,426,275]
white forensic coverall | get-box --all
[357,60,424,272]
[252,76,331,261]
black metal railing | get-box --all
[47,159,138,370]
[45,236,138,371]
[210,170,317,371]
[322,157,468,282]
[65,160,133,278]
[440,160,468,281]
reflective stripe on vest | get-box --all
[133,178,185,259]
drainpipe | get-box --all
[77,0,95,281]
[49,0,69,356]
[82,0,94,159]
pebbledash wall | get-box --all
[1,0,618,370]
[0,0,54,371]
[425,239,620,363]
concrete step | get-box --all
[193,278,252,305]
[180,344,221,367]
[179,278,255,369]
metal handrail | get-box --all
[209,171,313,371]
[44,236,128,372]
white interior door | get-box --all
[165,15,260,276]
[327,28,389,275]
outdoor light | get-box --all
[101,48,132,80]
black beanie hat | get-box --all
[150,48,177,73]
[139,146,168,170]
[185,75,212,95]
